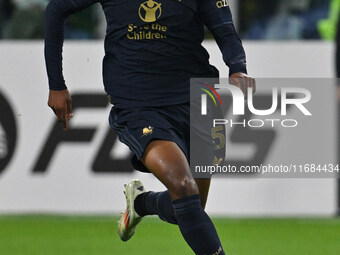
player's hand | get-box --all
[48,89,73,131]
[229,72,256,99]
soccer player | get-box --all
[44,0,255,254]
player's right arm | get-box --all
[44,0,98,130]
[198,0,255,97]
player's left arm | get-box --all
[198,0,255,96]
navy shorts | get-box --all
[109,103,191,172]
[109,102,225,174]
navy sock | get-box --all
[134,191,177,224]
[173,195,225,255]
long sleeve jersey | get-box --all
[45,0,247,108]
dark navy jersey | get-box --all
[45,0,247,108]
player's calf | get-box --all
[140,140,225,254]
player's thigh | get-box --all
[141,140,199,200]
[195,178,211,209]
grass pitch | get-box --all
[0,215,340,255]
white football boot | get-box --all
[118,179,146,241]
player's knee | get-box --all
[170,176,199,199]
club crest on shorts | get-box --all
[142,126,153,136]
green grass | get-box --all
[0,215,340,255]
